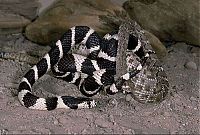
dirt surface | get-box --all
[0,34,199,134]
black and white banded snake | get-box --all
[18,23,169,111]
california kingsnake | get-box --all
[18,25,167,111]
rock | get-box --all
[111,0,127,6]
[0,0,39,34]
[0,51,39,65]
[190,47,200,54]
[173,42,189,52]
[184,61,198,70]
[144,30,167,58]
[0,11,31,34]
[190,46,200,57]
[38,0,57,14]
[0,0,39,20]
[123,0,200,46]
[25,0,126,44]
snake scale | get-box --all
[18,22,169,111]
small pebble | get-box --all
[13,100,21,106]
[184,61,197,70]
[108,114,115,123]
[131,129,136,134]
[192,53,197,57]
[94,118,113,128]
[32,128,51,134]
[53,119,59,125]
[190,96,197,102]
[132,129,143,134]
[109,98,118,106]
[143,111,152,116]
[190,47,200,57]
[81,129,87,134]
[163,111,171,117]
[125,94,133,102]
[58,117,68,125]
[123,128,133,134]
[134,105,141,111]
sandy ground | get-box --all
[0,34,199,134]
